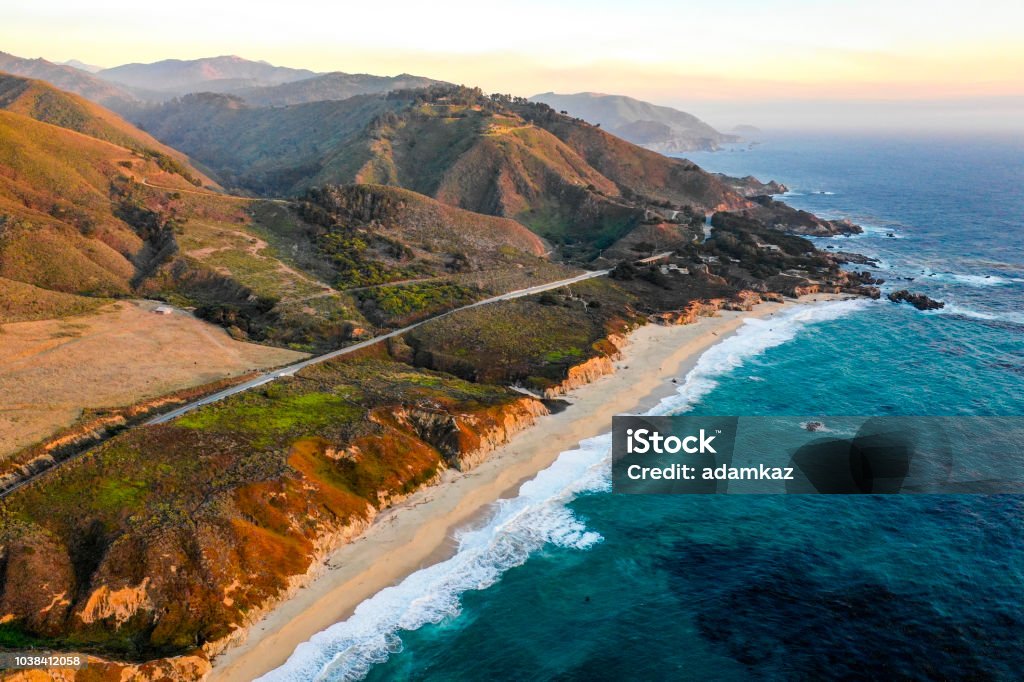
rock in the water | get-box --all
[887,289,945,310]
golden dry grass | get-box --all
[0,300,307,459]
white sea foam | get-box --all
[257,435,611,682]
[258,298,870,681]
[917,271,1024,287]
[938,304,1024,325]
[653,298,873,415]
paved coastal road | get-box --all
[146,252,673,425]
[0,231,666,500]
[145,270,611,424]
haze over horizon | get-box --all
[3,0,1023,132]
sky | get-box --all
[3,0,1023,131]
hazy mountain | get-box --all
[235,71,445,106]
[0,51,139,111]
[60,59,103,73]
[530,91,736,152]
[97,55,318,95]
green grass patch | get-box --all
[177,391,364,444]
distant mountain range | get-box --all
[530,92,737,152]
[235,72,443,106]
[0,51,139,111]
[96,55,319,95]
[0,52,441,111]
[59,59,103,73]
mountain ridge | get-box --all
[134,86,767,258]
[97,55,319,94]
[0,51,140,111]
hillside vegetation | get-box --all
[134,85,766,257]
[0,73,212,188]
[0,80,582,348]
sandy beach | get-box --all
[212,294,845,681]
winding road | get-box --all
[147,252,672,424]
[0,168,672,502]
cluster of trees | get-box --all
[296,187,425,289]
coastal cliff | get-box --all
[0,353,557,680]
[0,192,876,679]
[0,283,786,682]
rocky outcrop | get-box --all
[888,290,945,310]
[541,355,616,399]
[830,251,879,266]
[714,197,862,236]
[541,334,627,398]
[650,298,724,325]
[388,397,549,470]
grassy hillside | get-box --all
[0,81,579,348]
[0,352,530,659]
[135,85,767,258]
[134,93,399,194]
[0,73,213,188]
[0,110,195,298]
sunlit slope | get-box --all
[0,73,215,187]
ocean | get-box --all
[264,132,1024,681]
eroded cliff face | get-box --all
[0,376,549,681]
[387,398,550,471]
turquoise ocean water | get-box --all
[264,133,1024,681]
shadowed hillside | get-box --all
[235,71,444,106]
[133,92,400,194]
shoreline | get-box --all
[211,294,848,681]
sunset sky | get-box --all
[3,0,1022,130]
